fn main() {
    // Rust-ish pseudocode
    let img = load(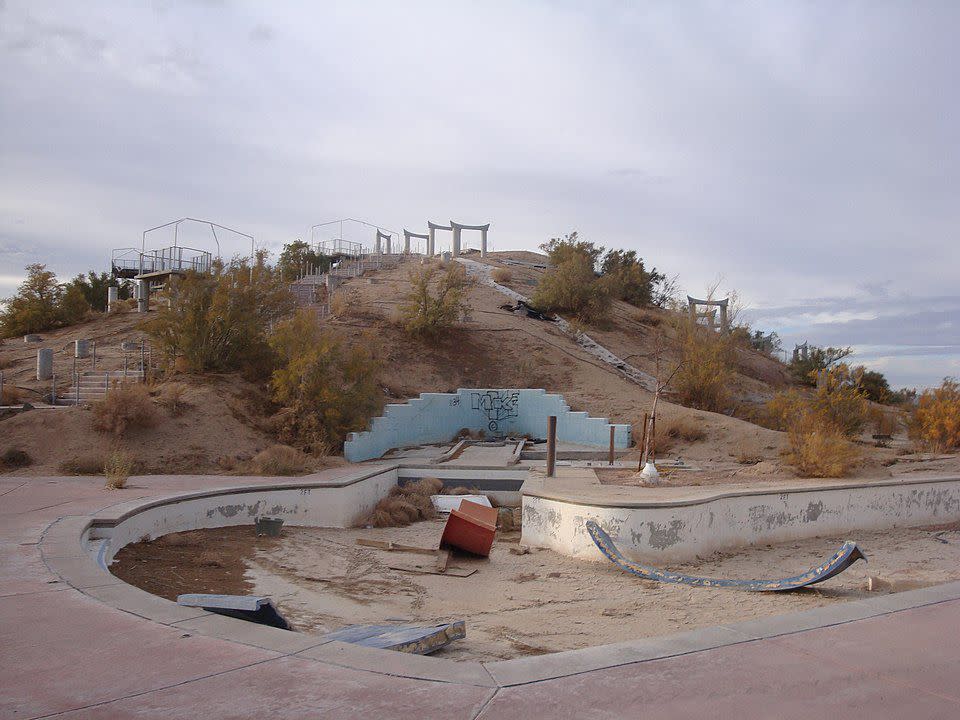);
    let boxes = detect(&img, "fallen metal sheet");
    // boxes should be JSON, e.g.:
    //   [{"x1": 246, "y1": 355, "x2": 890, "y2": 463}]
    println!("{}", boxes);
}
[
  {"x1": 585, "y1": 521, "x2": 866, "y2": 592},
  {"x1": 177, "y1": 593, "x2": 292, "y2": 629},
  {"x1": 322, "y1": 621, "x2": 466, "y2": 654}
]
